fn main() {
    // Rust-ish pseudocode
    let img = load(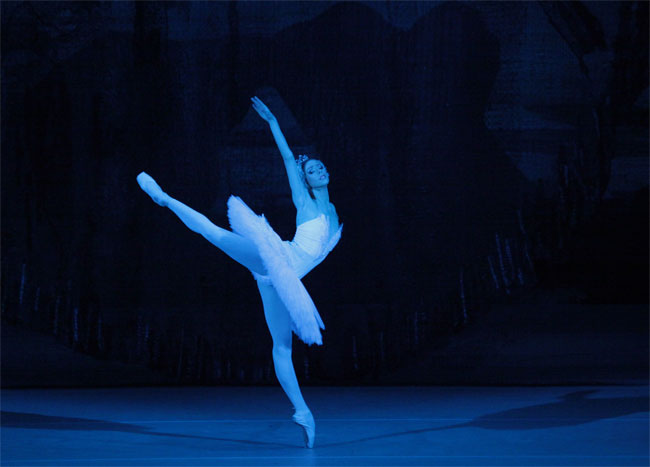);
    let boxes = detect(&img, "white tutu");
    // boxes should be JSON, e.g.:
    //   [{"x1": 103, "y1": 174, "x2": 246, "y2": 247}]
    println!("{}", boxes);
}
[{"x1": 227, "y1": 196, "x2": 342, "y2": 345}]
